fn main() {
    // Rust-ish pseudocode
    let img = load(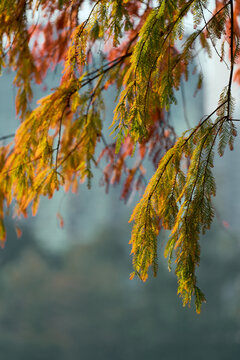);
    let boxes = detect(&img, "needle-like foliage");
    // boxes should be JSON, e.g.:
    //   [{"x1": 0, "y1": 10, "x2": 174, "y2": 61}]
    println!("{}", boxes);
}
[{"x1": 0, "y1": 0, "x2": 239, "y2": 312}]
